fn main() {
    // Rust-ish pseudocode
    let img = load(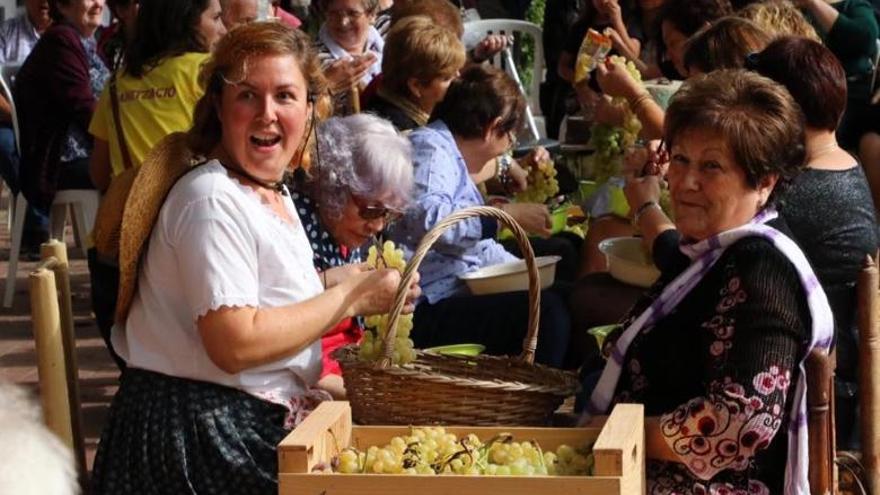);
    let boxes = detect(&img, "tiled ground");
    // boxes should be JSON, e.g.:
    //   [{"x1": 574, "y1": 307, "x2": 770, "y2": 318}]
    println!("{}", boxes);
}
[{"x1": 0, "y1": 189, "x2": 118, "y2": 471}]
